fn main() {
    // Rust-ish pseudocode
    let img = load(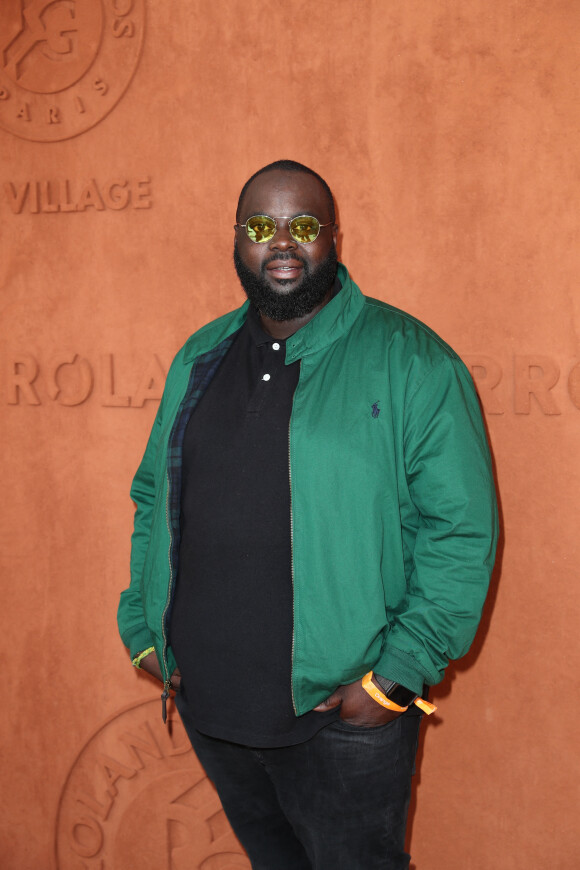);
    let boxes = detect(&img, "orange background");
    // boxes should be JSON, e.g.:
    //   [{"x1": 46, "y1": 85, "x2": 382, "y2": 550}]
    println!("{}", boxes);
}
[{"x1": 1, "y1": 2, "x2": 579, "y2": 868}]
